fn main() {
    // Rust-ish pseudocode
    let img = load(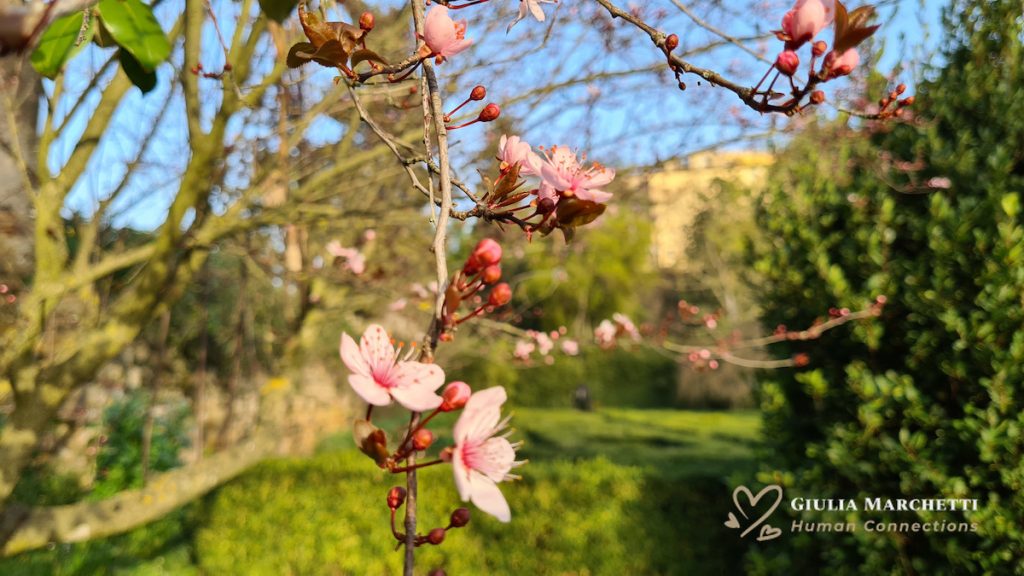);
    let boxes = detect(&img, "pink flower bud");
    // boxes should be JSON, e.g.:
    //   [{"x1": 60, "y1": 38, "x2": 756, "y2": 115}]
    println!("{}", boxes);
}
[
  {"x1": 810, "y1": 90, "x2": 826, "y2": 104},
  {"x1": 488, "y1": 283, "x2": 512, "y2": 307},
  {"x1": 440, "y1": 381, "x2": 471, "y2": 411},
  {"x1": 412, "y1": 428, "x2": 435, "y2": 451},
  {"x1": 470, "y1": 85, "x2": 486, "y2": 101},
  {"x1": 482, "y1": 264, "x2": 502, "y2": 285},
  {"x1": 478, "y1": 103, "x2": 501, "y2": 122},
  {"x1": 388, "y1": 486, "x2": 407, "y2": 509},
  {"x1": 450, "y1": 508, "x2": 471, "y2": 528},
  {"x1": 472, "y1": 238, "x2": 502, "y2": 266},
  {"x1": 775, "y1": 50, "x2": 800, "y2": 76},
  {"x1": 824, "y1": 48, "x2": 859, "y2": 78},
  {"x1": 811, "y1": 40, "x2": 826, "y2": 57},
  {"x1": 780, "y1": 0, "x2": 832, "y2": 49}
]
